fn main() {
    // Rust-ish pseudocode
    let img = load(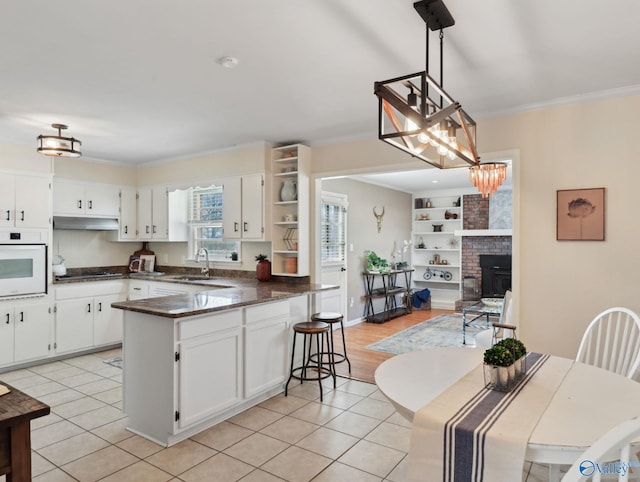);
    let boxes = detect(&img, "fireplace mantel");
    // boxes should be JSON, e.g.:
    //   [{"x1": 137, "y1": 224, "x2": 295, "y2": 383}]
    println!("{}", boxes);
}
[{"x1": 454, "y1": 229, "x2": 512, "y2": 237}]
